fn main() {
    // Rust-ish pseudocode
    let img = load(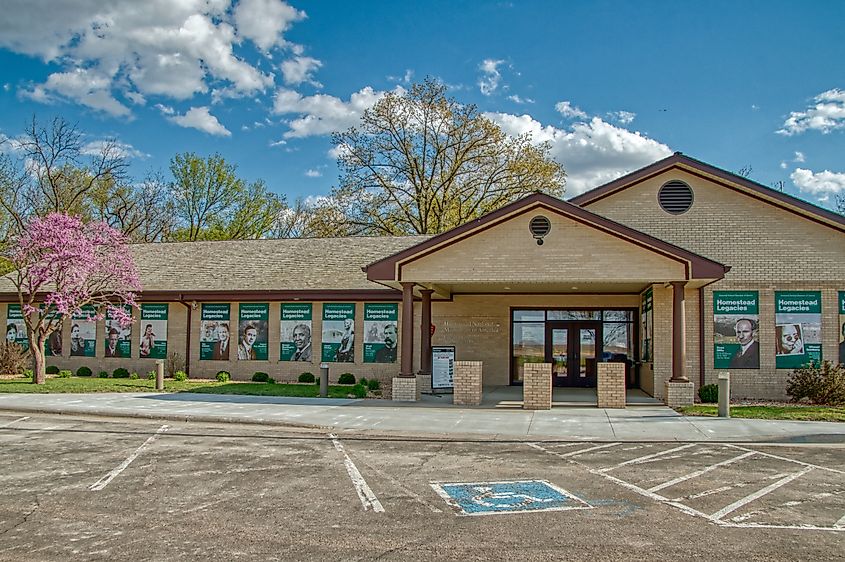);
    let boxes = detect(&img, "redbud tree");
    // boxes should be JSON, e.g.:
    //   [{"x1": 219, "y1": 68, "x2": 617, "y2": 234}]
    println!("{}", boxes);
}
[{"x1": 5, "y1": 213, "x2": 141, "y2": 383}]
